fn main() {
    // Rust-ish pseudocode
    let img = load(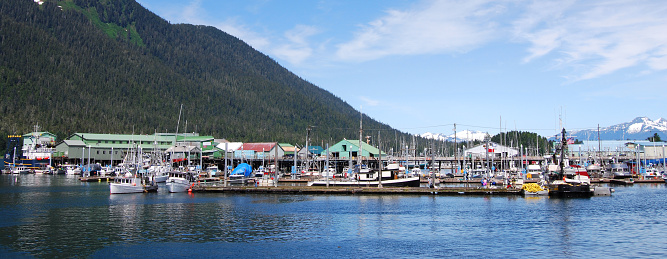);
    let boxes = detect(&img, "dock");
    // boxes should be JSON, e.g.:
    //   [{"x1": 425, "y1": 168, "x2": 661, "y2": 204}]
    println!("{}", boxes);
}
[
  {"x1": 191, "y1": 185, "x2": 521, "y2": 196},
  {"x1": 79, "y1": 176, "x2": 115, "y2": 182}
]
